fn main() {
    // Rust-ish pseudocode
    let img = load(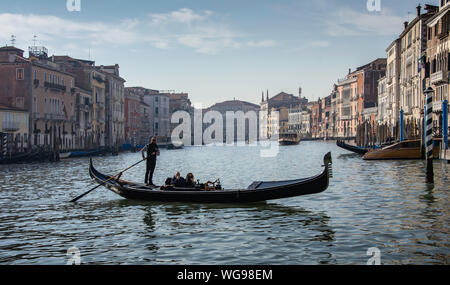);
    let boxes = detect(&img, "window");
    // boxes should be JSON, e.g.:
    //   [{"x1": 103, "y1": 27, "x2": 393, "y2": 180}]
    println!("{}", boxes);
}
[
  {"x1": 16, "y1": 68, "x2": 24, "y2": 80},
  {"x1": 155, "y1": 107, "x2": 159, "y2": 115},
  {"x1": 16, "y1": 97, "x2": 24, "y2": 109}
]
